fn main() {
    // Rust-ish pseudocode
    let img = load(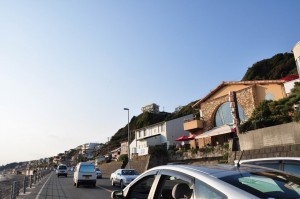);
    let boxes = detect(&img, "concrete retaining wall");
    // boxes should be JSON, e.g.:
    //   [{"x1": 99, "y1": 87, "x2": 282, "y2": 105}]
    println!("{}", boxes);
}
[{"x1": 239, "y1": 122, "x2": 300, "y2": 150}]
